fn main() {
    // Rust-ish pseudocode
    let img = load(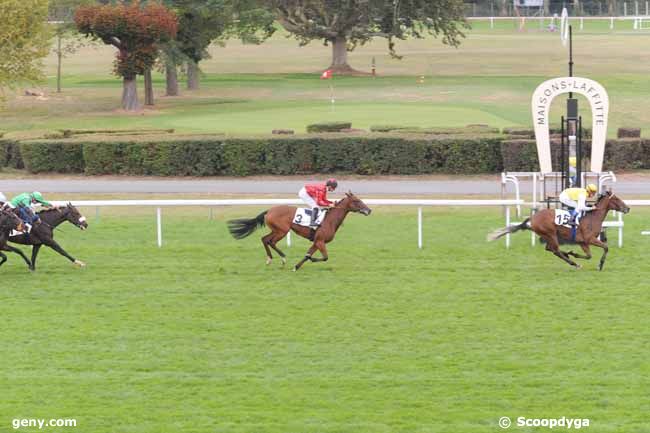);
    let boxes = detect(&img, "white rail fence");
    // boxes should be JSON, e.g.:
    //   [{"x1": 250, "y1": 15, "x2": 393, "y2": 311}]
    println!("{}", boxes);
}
[
  {"x1": 53, "y1": 199, "x2": 522, "y2": 249},
  {"x1": 52, "y1": 199, "x2": 649, "y2": 248}
]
